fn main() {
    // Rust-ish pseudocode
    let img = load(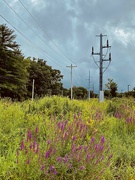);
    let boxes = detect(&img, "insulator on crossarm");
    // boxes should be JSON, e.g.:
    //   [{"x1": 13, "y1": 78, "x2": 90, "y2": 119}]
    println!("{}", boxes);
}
[
  {"x1": 92, "y1": 47, "x2": 94, "y2": 55},
  {"x1": 107, "y1": 39, "x2": 109, "y2": 47},
  {"x1": 109, "y1": 52, "x2": 111, "y2": 61}
]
